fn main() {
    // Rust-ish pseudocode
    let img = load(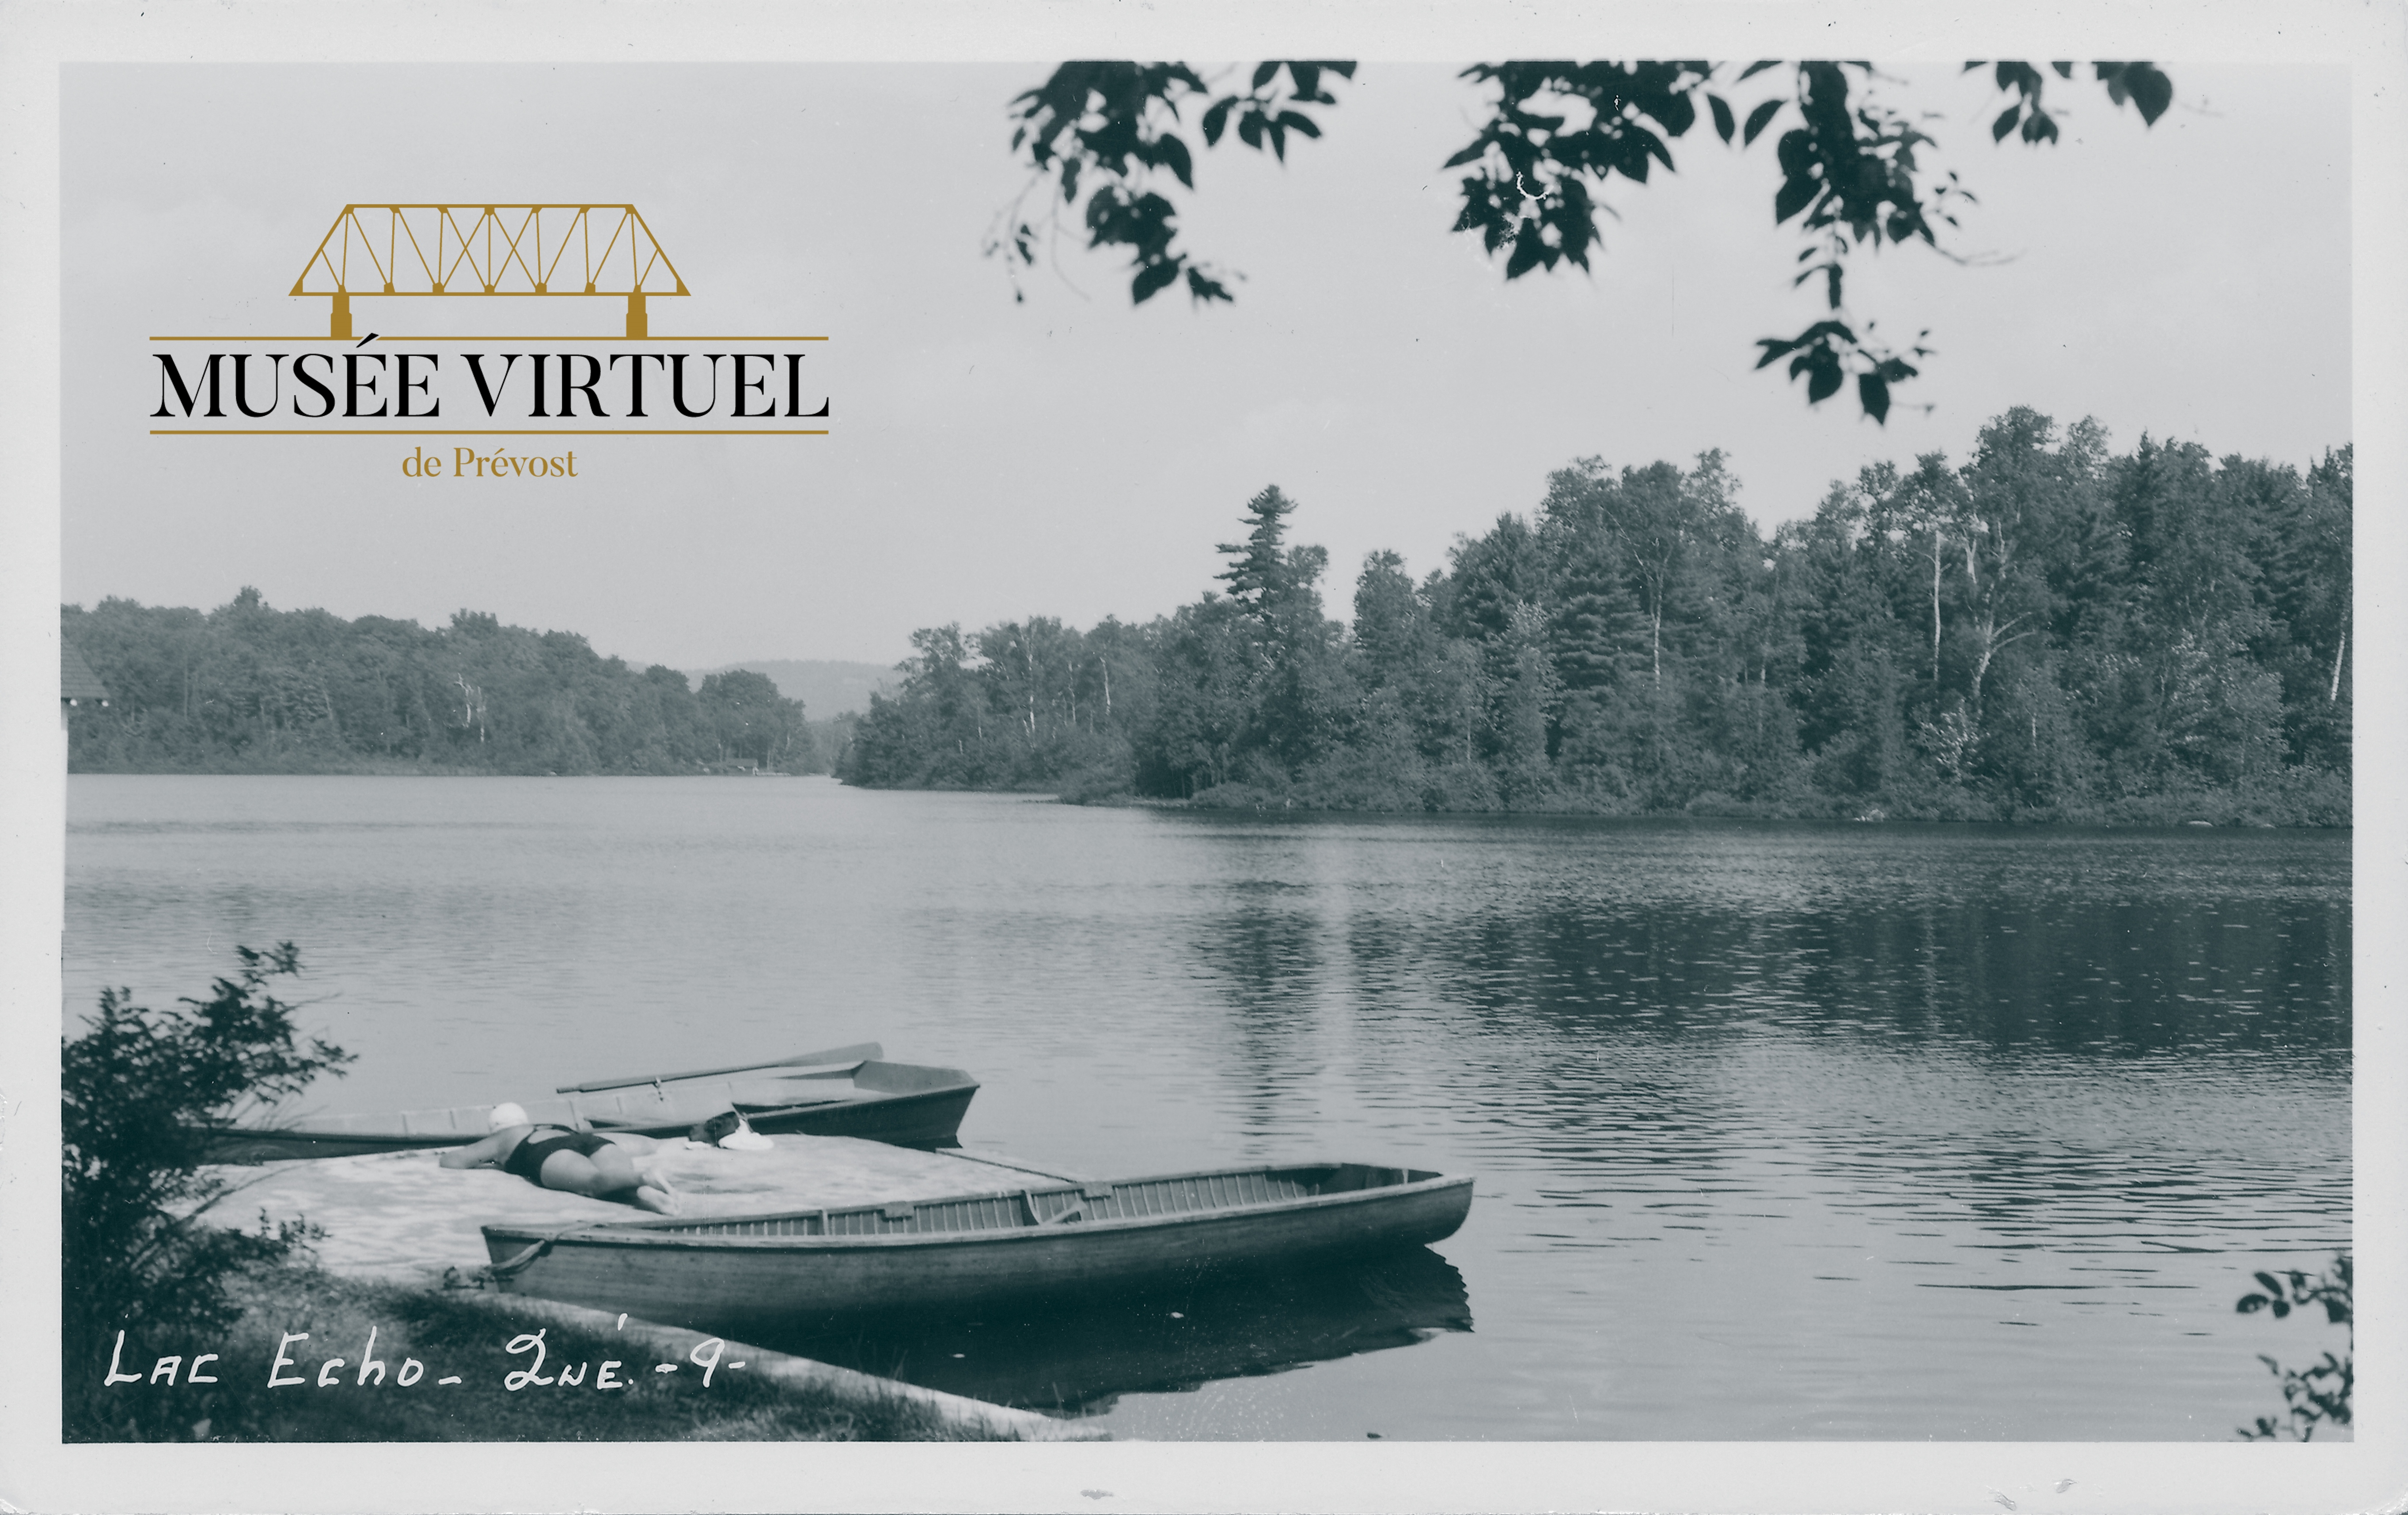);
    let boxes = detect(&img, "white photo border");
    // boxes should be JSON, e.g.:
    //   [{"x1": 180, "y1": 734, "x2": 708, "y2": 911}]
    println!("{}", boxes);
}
[{"x1": 3, "y1": 3, "x2": 2399, "y2": 1511}]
